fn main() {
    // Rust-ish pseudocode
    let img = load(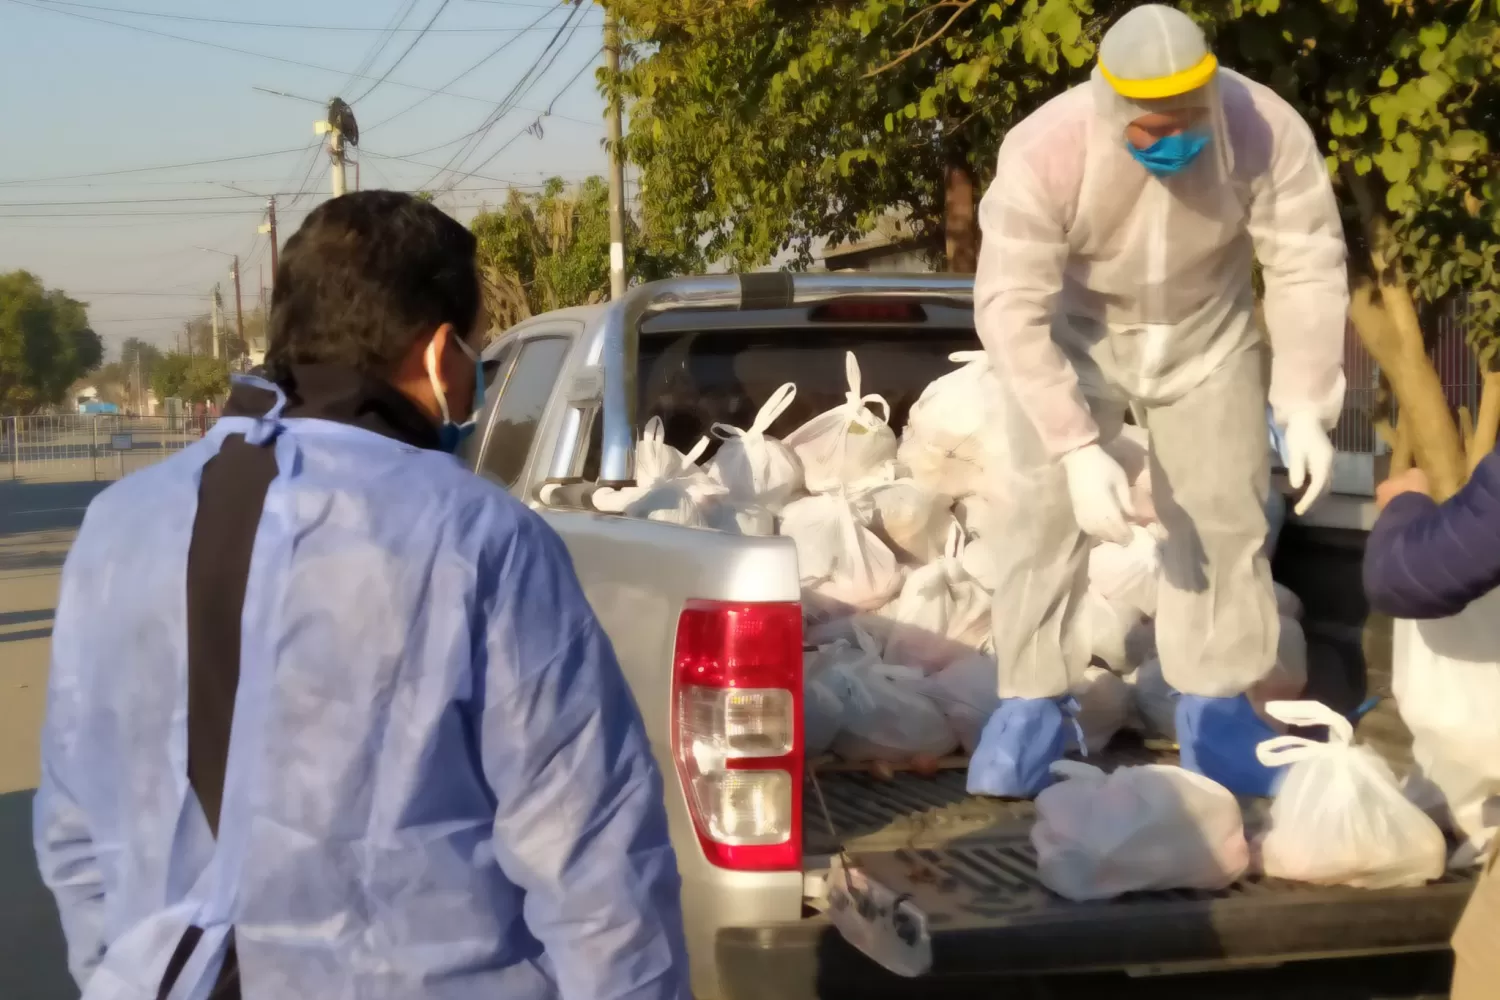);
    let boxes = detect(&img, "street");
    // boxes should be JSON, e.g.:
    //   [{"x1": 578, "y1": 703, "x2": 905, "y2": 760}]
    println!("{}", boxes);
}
[{"x1": 1, "y1": 478, "x2": 106, "y2": 1000}]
